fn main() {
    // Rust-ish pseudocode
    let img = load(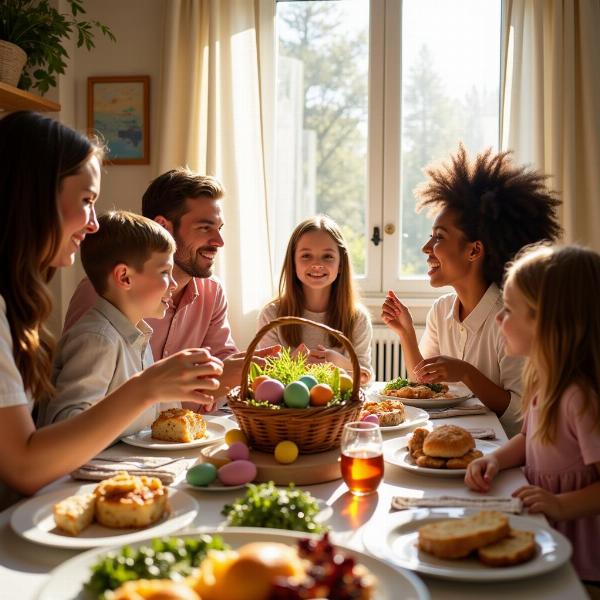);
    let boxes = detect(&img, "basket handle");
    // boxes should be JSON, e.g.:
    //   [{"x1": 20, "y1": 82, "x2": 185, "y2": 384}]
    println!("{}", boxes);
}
[{"x1": 239, "y1": 316, "x2": 361, "y2": 402}]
